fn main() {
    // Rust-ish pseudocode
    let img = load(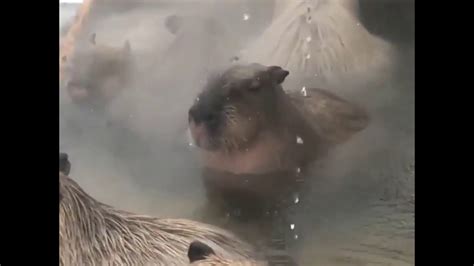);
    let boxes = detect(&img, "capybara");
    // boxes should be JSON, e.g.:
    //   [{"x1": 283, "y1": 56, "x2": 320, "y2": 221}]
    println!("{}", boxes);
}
[
  {"x1": 188, "y1": 63, "x2": 369, "y2": 219},
  {"x1": 239, "y1": 0, "x2": 395, "y2": 90},
  {"x1": 62, "y1": 33, "x2": 133, "y2": 109},
  {"x1": 59, "y1": 158, "x2": 258, "y2": 265}
]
